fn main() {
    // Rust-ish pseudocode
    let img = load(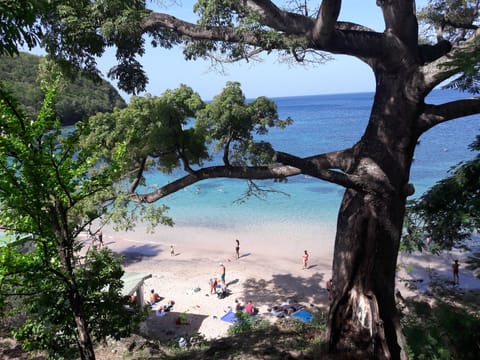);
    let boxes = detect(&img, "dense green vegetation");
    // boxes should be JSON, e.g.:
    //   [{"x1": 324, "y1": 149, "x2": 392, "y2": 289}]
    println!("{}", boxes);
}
[
  {"x1": 0, "y1": 82, "x2": 145, "y2": 359},
  {"x1": 0, "y1": 52, "x2": 126, "y2": 125},
  {"x1": 404, "y1": 134, "x2": 480, "y2": 254}
]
